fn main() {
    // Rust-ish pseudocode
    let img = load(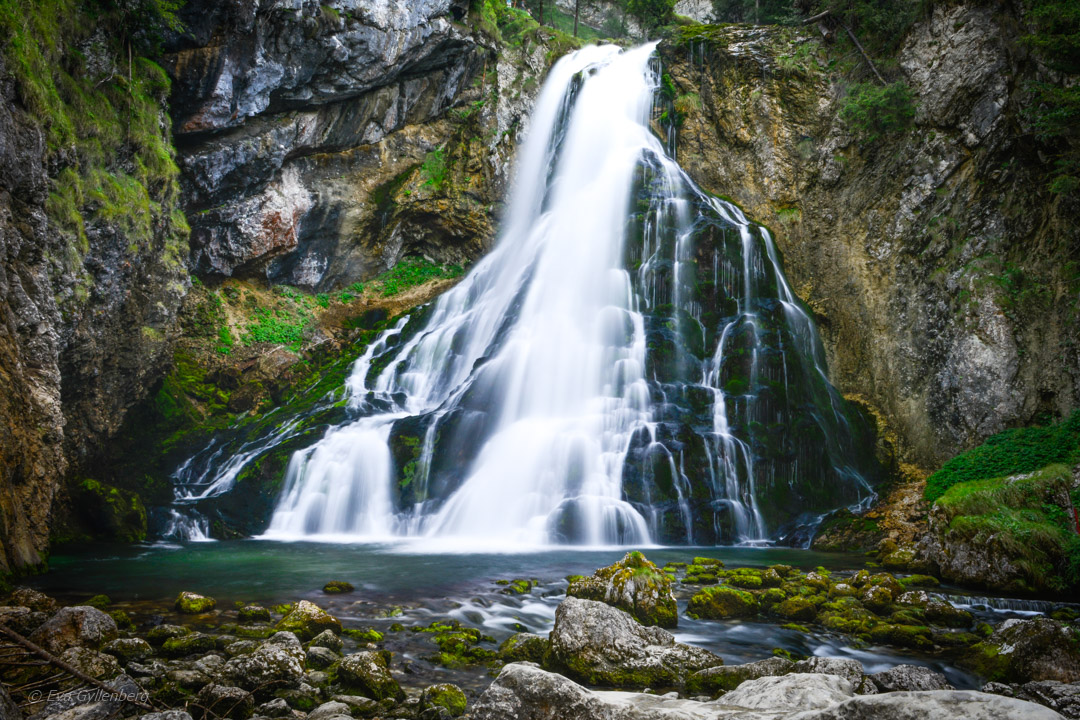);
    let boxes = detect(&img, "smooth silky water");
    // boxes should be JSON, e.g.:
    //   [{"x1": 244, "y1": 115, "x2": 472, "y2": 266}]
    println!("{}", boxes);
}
[{"x1": 34, "y1": 44, "x2": 1035, "y2": 693}]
